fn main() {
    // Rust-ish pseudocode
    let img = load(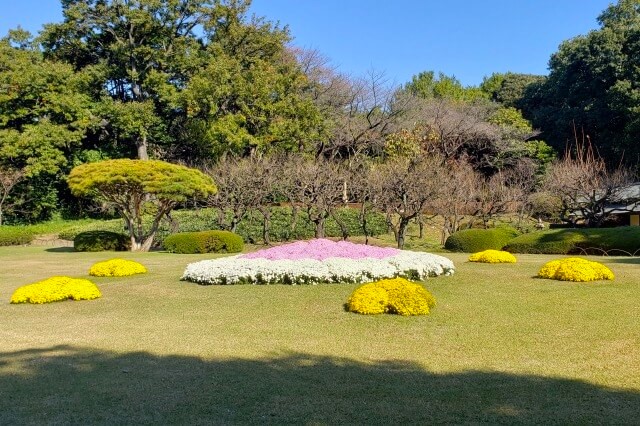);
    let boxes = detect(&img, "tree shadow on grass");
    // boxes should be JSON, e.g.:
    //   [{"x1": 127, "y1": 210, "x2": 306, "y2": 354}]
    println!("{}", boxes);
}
[
  {"x1": 44, "y1": 247, "x2": 76, "y2": 253},
  {"x1": 0, "y1": 345, "x2": 638, "y2": 425}
]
